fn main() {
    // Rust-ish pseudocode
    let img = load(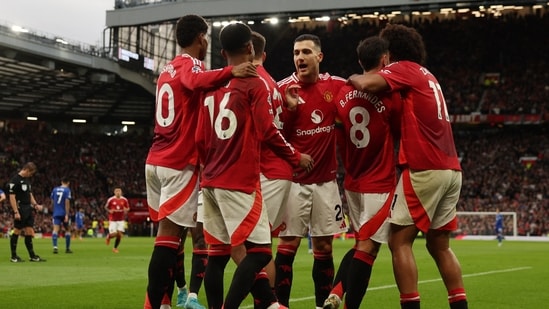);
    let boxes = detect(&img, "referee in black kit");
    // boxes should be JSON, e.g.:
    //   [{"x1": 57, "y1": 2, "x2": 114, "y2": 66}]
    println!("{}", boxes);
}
[{"x1": 8, "y1": 162, "x2": 46, "y2": 262}]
